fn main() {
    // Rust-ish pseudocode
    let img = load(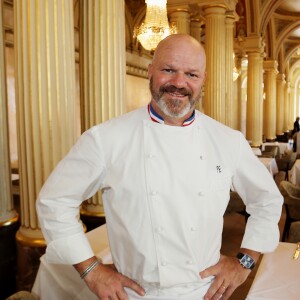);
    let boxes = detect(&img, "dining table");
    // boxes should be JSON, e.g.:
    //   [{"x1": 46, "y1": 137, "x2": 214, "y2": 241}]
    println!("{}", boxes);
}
[
  {"x1": 258, "y1": 157, "x2": 279, "y2": 176},
  {"x1": 246, "y1": 242, "x2": 300, "y2": 299}
]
